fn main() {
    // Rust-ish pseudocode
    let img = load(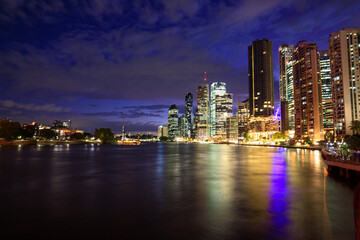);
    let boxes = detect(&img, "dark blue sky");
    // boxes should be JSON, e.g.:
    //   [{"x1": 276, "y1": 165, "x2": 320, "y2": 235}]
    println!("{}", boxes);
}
[{"x1": 1, "y1": 0, "x2": 359, "y2": 133}]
